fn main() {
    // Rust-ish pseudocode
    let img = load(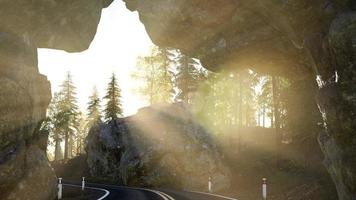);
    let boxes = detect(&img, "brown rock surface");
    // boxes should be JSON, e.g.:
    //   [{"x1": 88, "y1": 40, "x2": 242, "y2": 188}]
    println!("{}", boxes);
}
[
  {"x1": 86, "y1": 103, "x2": 231, "y2": 192},
  {"x1": 123, "y1": 1, "x2": 356, "y2": 199},
  {"x1": 0, "y1": 32, "x2": 54, "y2": 199},
  {"x1": 5, "y1": 145, "x2": 57, "y2": 200},
  {"x1": 0, "y1": 0, "x2": 113, "y2": 198},
  {"x1": 0, "y1": 0, "x2": 112, "y2": 52},
  {"x1": 0, "y1": 0, "x2": 355, "y2": 199}
]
